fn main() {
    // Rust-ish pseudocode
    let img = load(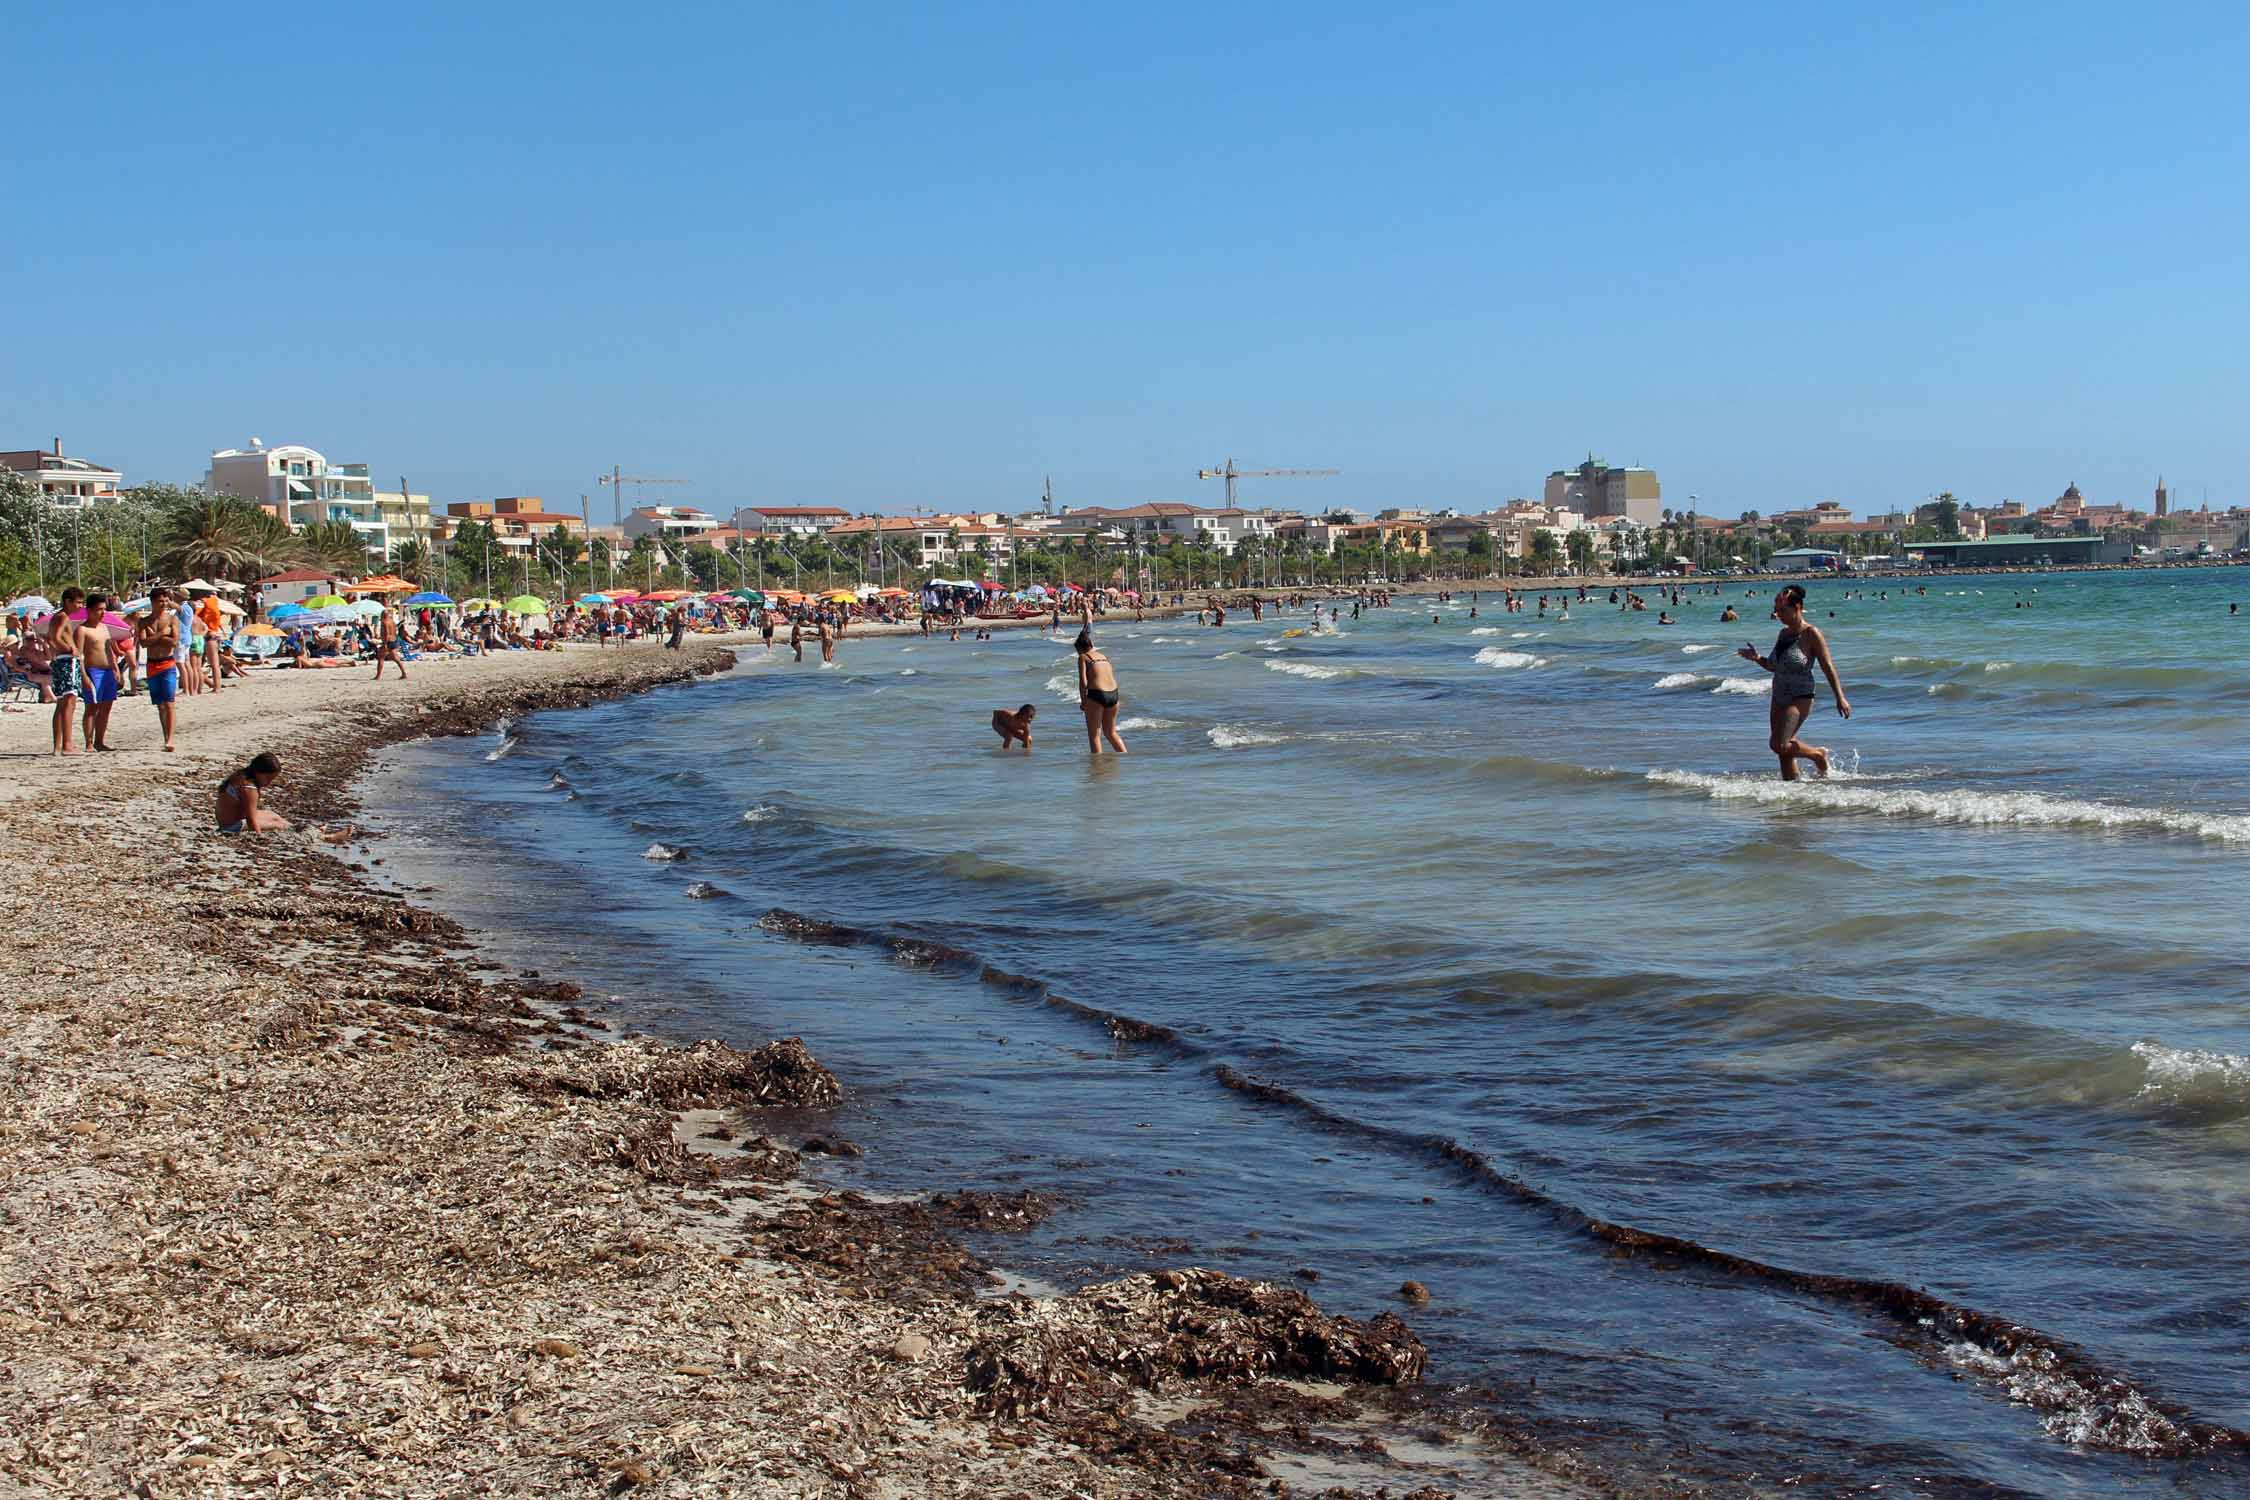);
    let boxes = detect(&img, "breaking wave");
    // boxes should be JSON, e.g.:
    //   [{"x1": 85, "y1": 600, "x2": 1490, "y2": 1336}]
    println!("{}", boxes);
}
[
  {"x1": 1208, "y1": 724, "x2": 1287, "y2": 749},
  {"x1": 1653, "y1": 672, "x2": 1710, "y2": 690},
  {"x1": 1118, "y1": 716, "x2": 1180, "y2": 731},
  {"x1": 1474, "y1": 647, "x2": 1547, "y2": 670},
  {"x1": 1266, "y1": 660, "x2": 1349, "y2": 680},
  {"x1": 1711, "y1": 677, "x2": 1768, "y2": 695},
  {"x1": 1644, "y1": 771, "x2": 2250, "y2": 843}
]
